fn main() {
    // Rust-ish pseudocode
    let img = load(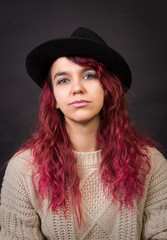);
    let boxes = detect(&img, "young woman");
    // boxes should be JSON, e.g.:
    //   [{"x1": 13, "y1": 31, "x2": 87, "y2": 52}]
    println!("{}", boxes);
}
[{"x1": 0, "y1": 27, "x2": 167, "y2": 240}]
